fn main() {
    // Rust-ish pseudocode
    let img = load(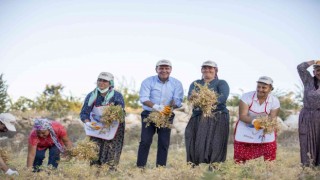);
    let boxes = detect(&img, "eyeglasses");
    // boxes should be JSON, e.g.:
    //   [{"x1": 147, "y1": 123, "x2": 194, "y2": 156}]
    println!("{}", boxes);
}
[{"x1": 98, "y1": 78, "x2": 109, "y2": 83}]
